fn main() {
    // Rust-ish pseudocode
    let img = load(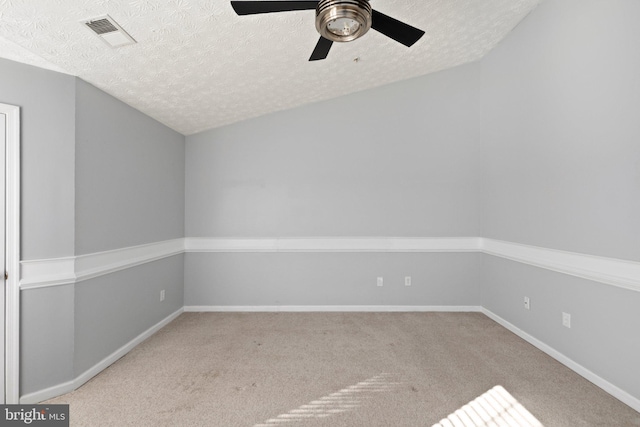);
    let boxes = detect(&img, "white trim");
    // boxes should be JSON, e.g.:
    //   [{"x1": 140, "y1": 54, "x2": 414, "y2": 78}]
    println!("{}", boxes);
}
[
  {"x1": 19, "y1": 308, "x2": 183, "y2": 404},
  {"x1": 18, "y1": 237, "x2": 640, "y2": 293},
  {"x1": 187, "y1": 237, "x2": 640, "y2": 293},
  {"x1": 74, "y1": 238, "x2": 184, "y2": 282},
  {"x1": 184, "y1": 237, "x2": 481, "y2": 253},
  {"x1": 19, "y1": 379, "x2": 75, "y2": 407},
  {"x1": 184, "y1": 305, "x2": 482, "y2": 313},
  {"x1": 20, "y1": 239, "x2": 184, "y2": 290},
  {"x1": 481, "y1": 308, "x2": 640, "y2": 413},
  {"x1": 481, "y1": 239, "x2": 640, "y2": 292},
  {"x1": 19, "y1": 257, "x2": 75, "y2": 289},
  {"x1": 2, "y1": 103, "x2": 20, "y2": 404}
]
